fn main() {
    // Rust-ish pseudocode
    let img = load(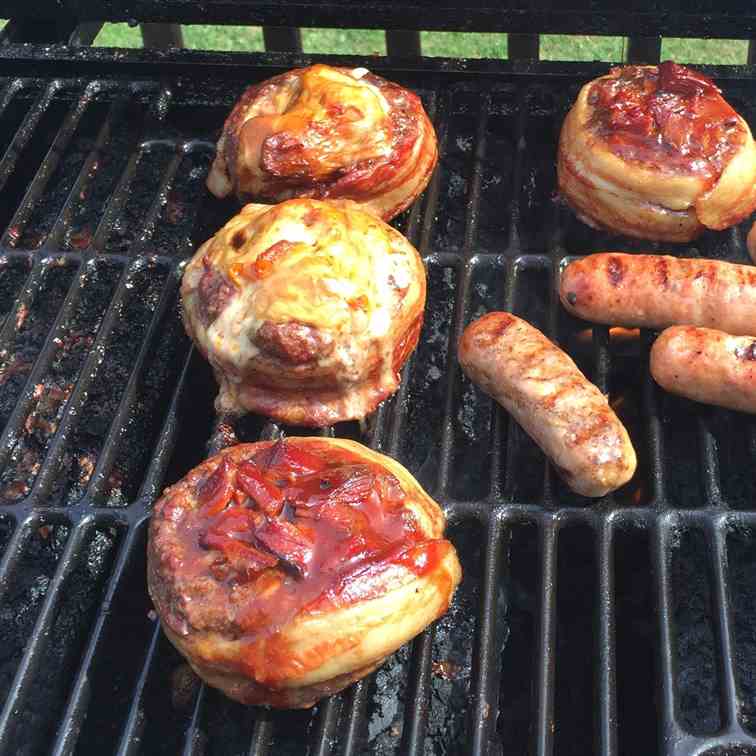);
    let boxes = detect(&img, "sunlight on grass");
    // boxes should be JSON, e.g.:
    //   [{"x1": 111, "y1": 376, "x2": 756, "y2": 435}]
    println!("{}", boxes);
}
[
  {"x1": 302, "y1": 28, "x2": 385, "y2": 56},
  {"x1": 661, "y1": 38, "x2": 747, "y2": 65},
  {"x1": 93, "y1": 23, "x2": 750, "y2": 69},
  {"x1": 541, "y1": 35, "x2": 624, "y2": 62},
  {"x1": 95, "y1": 23, "x2": 141, "y2": 48},
  {"x1": 184, "y1": 26, "x2": 264, "y2": 51},
  {"x1": 422, "y1": 32, "x2": 506, "y2": 58}
]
